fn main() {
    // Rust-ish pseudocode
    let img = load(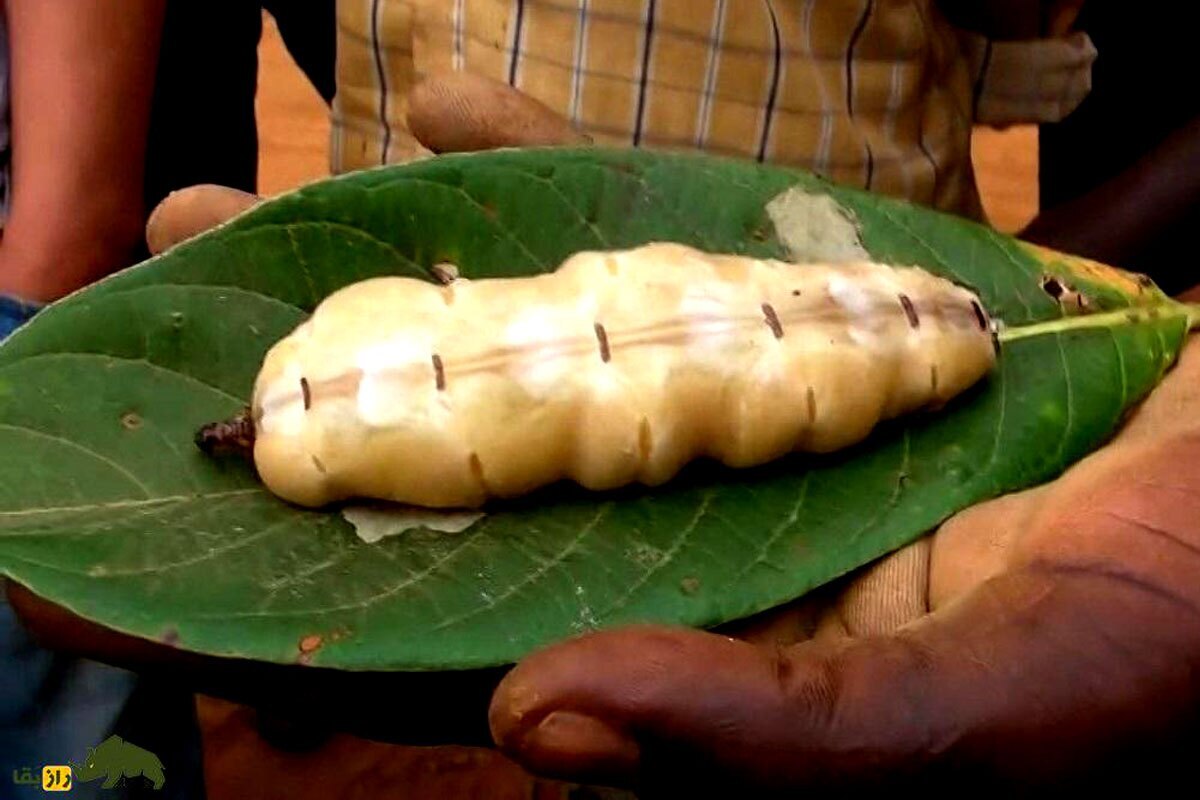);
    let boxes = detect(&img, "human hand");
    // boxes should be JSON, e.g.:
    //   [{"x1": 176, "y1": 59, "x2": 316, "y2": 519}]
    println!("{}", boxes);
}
[
  {"x1": 143, "y1": 71, "x2": 588, "y2": 254},
  {"x1": 486, "y1": 334, "x2": 1200, "y2": 795}
]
